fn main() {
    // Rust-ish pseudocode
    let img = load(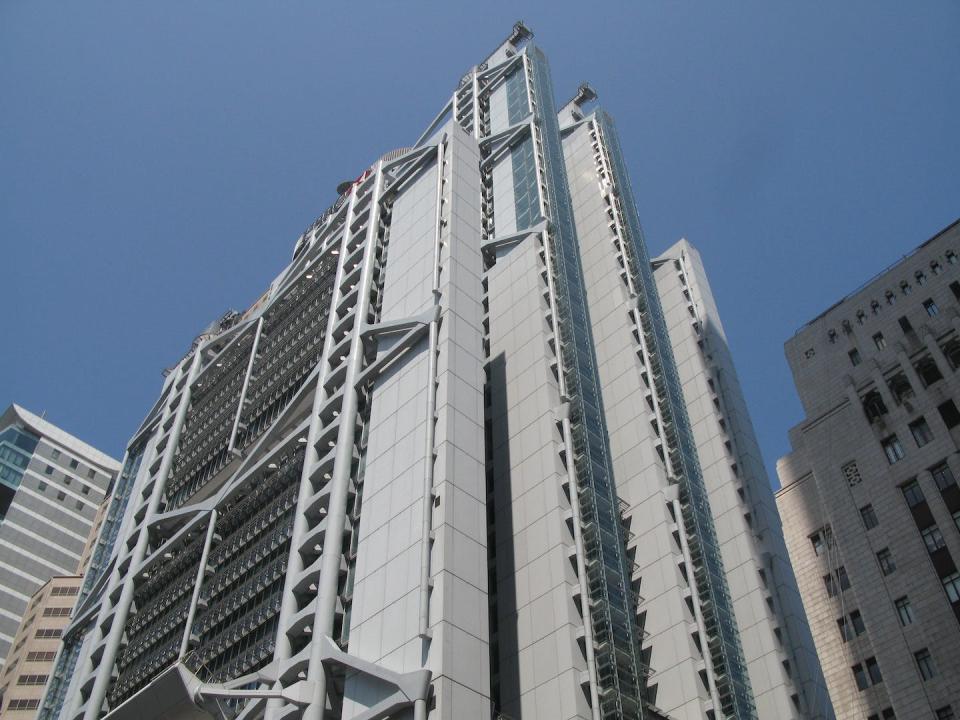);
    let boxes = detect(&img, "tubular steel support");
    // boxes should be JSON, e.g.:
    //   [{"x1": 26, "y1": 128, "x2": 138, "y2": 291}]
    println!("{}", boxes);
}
[
  {"x1": 302, "y1": 165, "x2": 385, "y2": 720},
  {"x1": 83, "y1": 352, "x2": 203, "y2": 720},
  {"x1": 178, "y1": 509, "x2": 218, "y2": 660},
  {"x1": 264, "y1": 204, "x2": 357, "y2": 720},
  {"x1": 228, "y1": 317, "x2": 264, "y2": 451}
]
